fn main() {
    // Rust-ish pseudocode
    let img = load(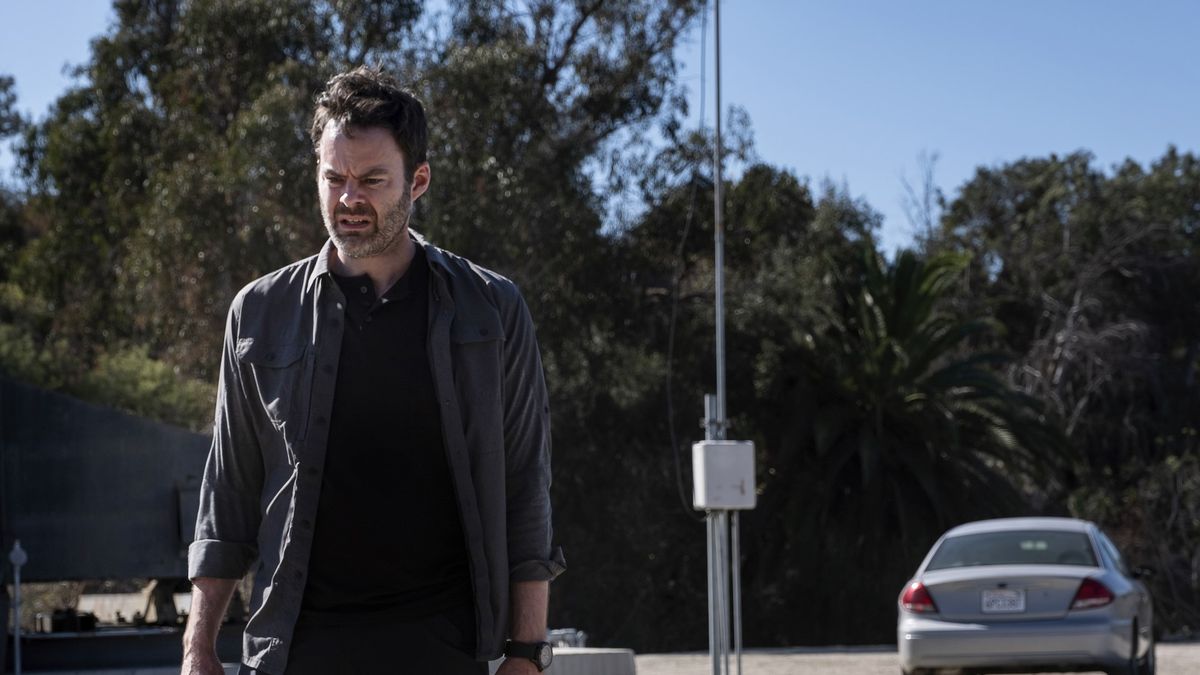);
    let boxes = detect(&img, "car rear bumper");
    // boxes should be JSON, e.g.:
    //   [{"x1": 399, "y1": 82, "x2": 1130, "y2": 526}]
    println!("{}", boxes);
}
[{"x1": 897, "y1": 613, "x2": 1132, "y2": 670}]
